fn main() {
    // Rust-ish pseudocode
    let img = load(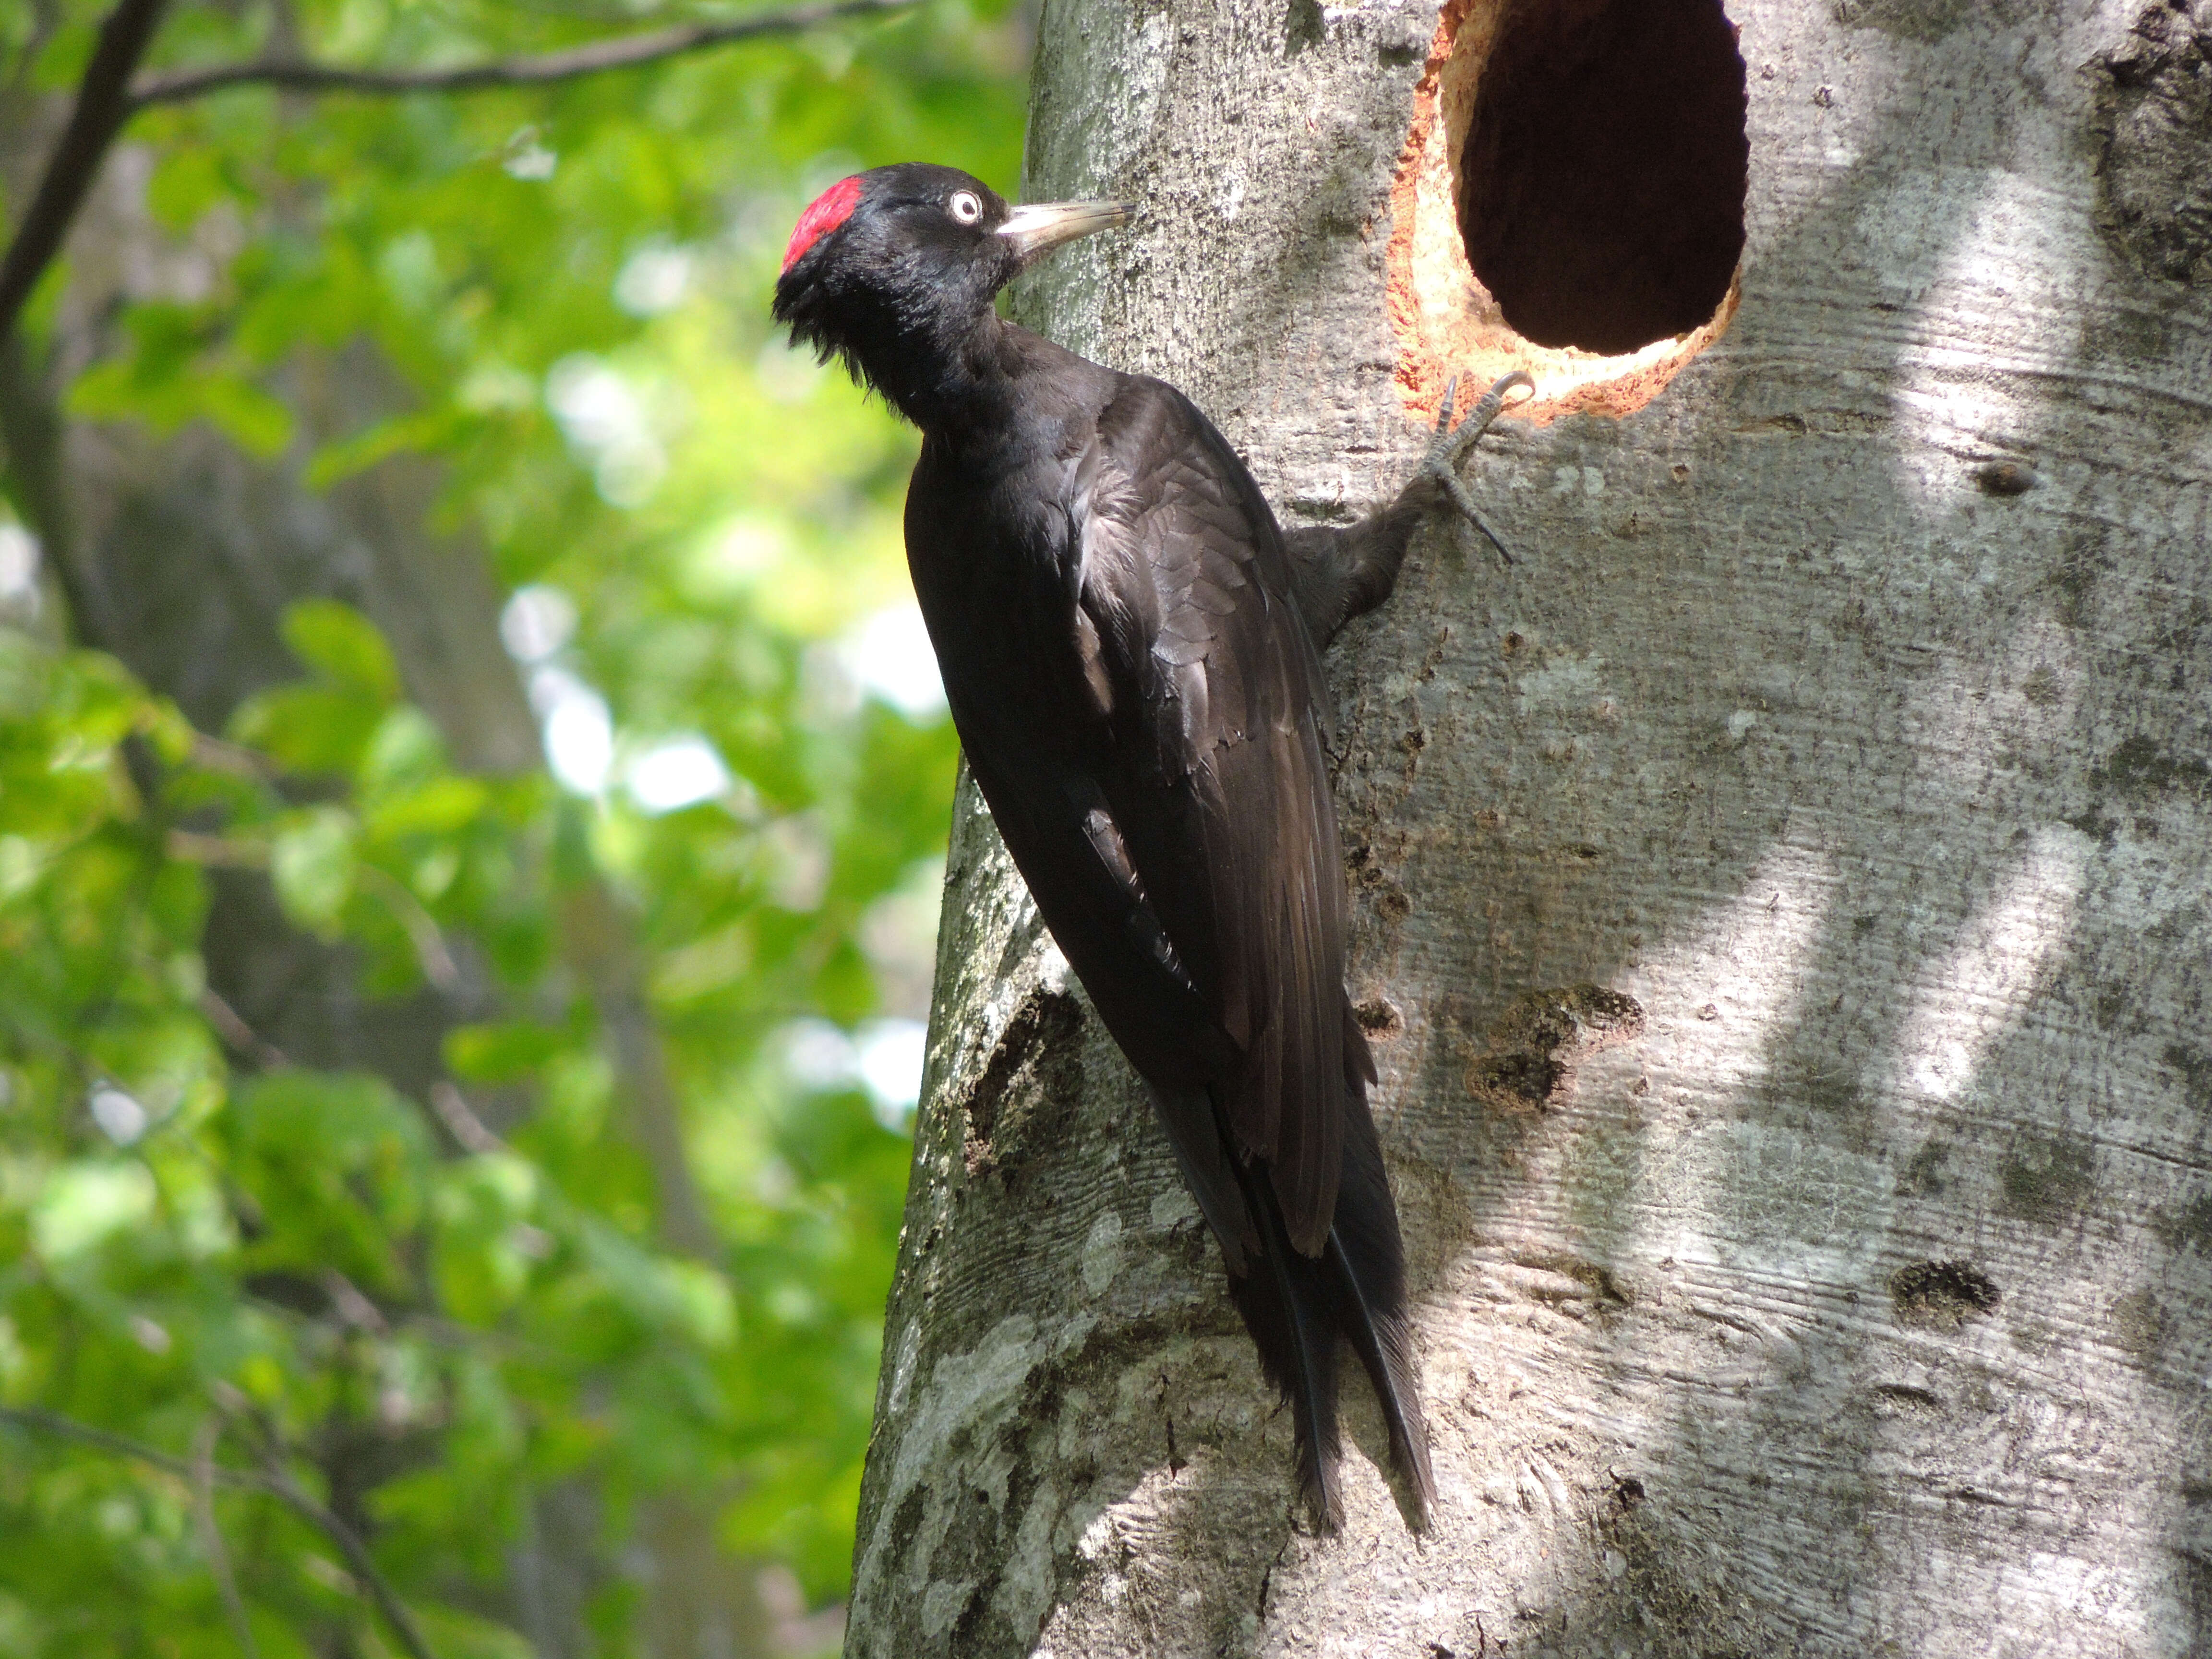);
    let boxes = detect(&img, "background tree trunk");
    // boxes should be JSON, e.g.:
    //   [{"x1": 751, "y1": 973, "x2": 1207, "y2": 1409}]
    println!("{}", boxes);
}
[{"x1": 846, "y1": 0, "x2": 2212, "y2": 1653}]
